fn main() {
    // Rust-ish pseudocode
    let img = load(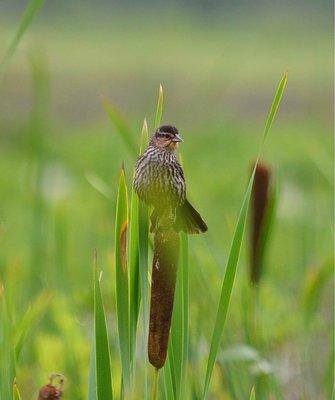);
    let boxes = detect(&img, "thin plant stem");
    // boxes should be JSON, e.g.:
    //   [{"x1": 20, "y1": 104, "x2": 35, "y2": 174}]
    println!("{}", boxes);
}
[
  {"x1": 152, "y1": 368, "x2": 159, "y2": 400},
  {"x1": 251, "y1": 285, "x2": 260, "y2": 346}
]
